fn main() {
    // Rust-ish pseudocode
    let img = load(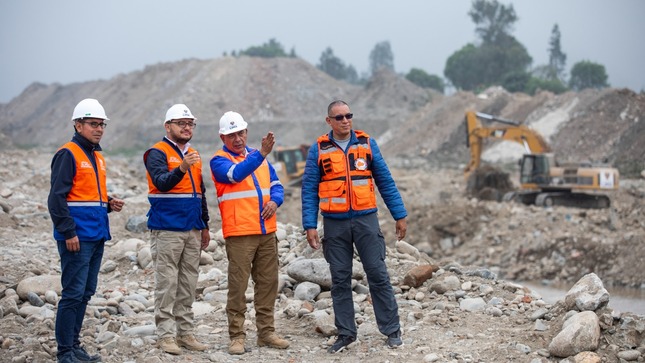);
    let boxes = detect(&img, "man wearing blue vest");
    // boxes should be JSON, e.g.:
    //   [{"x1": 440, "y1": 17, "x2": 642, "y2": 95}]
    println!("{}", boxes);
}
[
  {"x1": 48, "y1": 98, "x2": 125, "y2": 363},
  {"x1": 144, "y1": 104, "x2": 211, "y2": 355}
]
